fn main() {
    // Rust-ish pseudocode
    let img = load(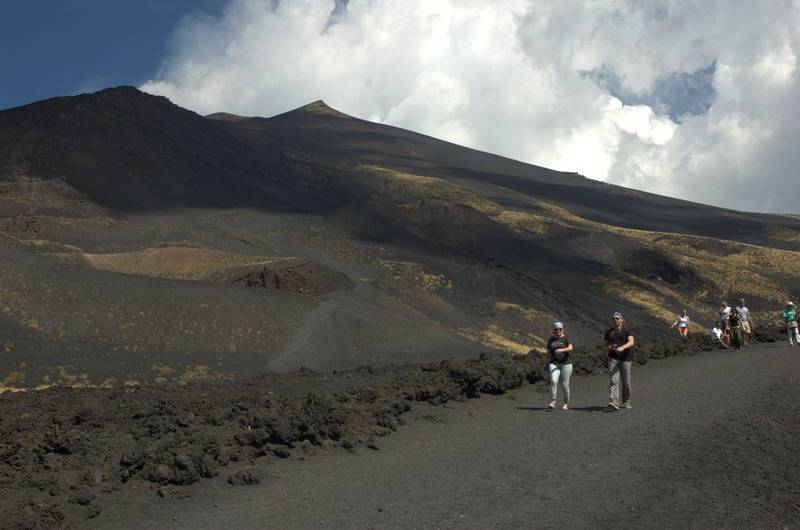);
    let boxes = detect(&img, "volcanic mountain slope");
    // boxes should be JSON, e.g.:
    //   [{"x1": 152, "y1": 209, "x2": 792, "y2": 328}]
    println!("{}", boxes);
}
[{"x1": 0, "y1": 87, "x2": 798, "y2": 390}]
